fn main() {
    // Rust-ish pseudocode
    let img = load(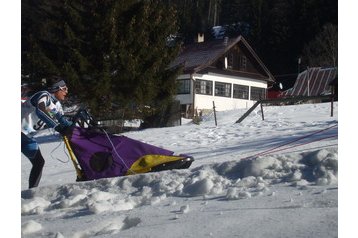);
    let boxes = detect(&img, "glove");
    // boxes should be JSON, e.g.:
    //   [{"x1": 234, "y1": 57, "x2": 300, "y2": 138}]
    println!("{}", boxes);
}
[
  {"x1": 57, "y1": 114, "x2": 73, "y2": 127},
  {"x1": 54, "y1": 113, "x2": 74, "y2": 136},
  {"x1": 55, "y1": 124, "x2": 74, "y2": 137}
]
